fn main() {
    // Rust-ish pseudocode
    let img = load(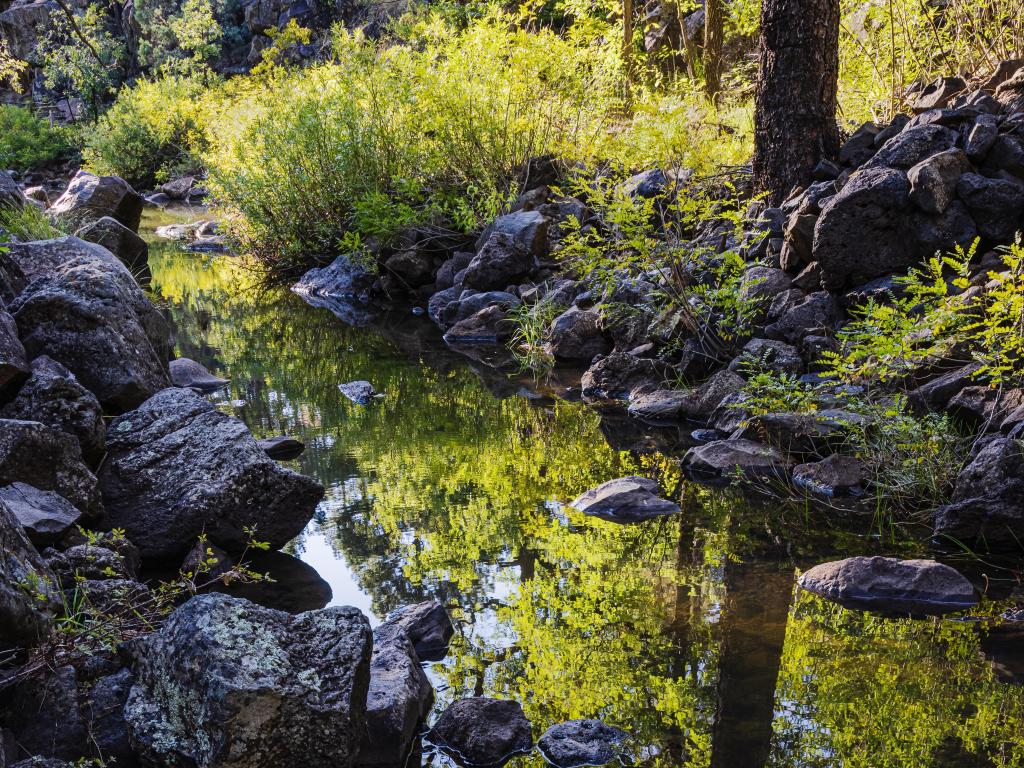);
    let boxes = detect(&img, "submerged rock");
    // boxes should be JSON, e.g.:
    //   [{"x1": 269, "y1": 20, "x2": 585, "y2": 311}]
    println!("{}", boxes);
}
[
  {"x1": 339, "y1": 380, "x2": 377, "y2": 405},
  {"x1": 0, "y1": 483, "x2": 81, "y2": 547},
  {"x1": 0, "y1": 498, "x2": 58, "y2": 649},
  {"x1": 570, "y1": 476, "x2": 679, "y2": 523},
  {"x1": 428, "y1": 698, "x2": 533, "y2": 768},
  {"x1": 799, "y1": 556, "x2": 978, "y2": 616},
  {"x1": 124, "y1": 593, "x2": 372, "y2": 768},
  {"x1": 537, "y1": 720, "x2": 630, "y2": 768},
  {"x1": 169, "y1": 357, "x2": 229, "y2": 392},
  {"x1": 99, "y1": 388, "x2": 324, "y2": 559},
  {"x1": 257, "y1": 435, "x2": 306, "y2": 460}
]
